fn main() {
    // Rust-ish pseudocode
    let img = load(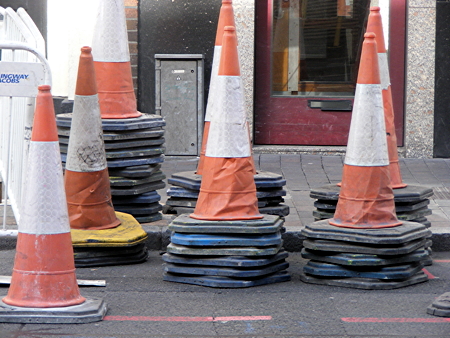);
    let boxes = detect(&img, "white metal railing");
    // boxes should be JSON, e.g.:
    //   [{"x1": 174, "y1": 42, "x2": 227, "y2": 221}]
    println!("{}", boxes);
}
[{"x1": 0, "y1": 7, "x2": 51, "y2": 237}]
